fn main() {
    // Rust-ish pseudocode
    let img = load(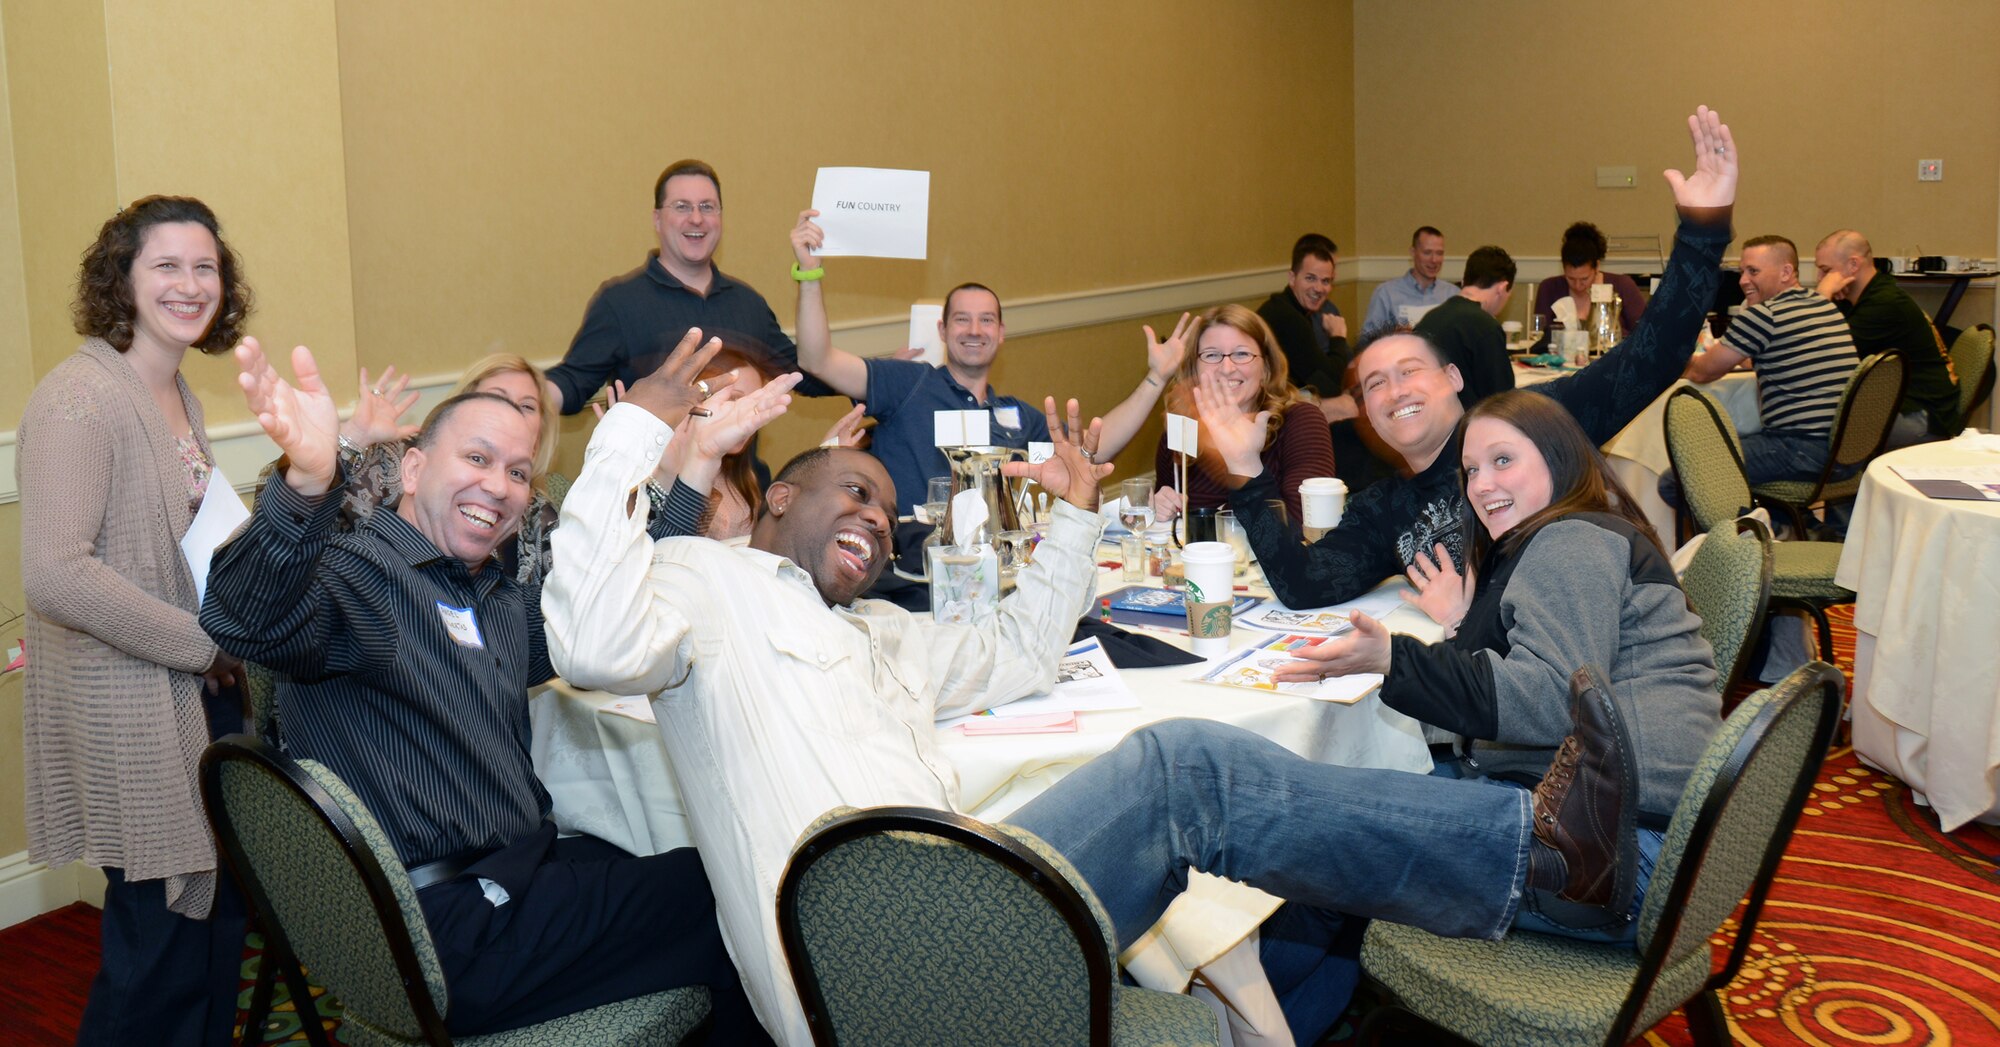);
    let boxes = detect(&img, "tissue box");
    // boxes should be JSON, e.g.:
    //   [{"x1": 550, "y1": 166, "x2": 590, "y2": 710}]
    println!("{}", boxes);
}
[{"x1": 929, "y1": 545, "x2": 1001, "y2": 627}]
